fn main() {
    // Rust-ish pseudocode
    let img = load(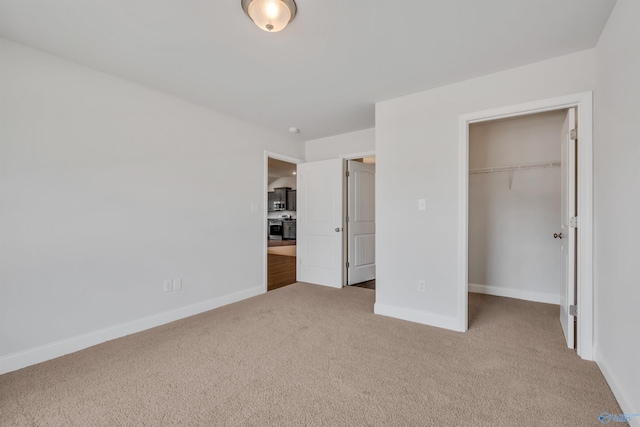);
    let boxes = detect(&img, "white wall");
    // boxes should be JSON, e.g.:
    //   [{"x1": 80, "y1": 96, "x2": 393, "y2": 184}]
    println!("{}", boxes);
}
[
  {"x1": 0, "y1": 39, "x2": 303, "y2": 371},
  {"x1": 375, "y1": 49, "x2": 595, "y2": 329},
  {"x1": 469, "y1": 112, "x2": 564, "y2": 304},
  {"x1": 593, "y1": 0, "x2": 640, "y2": 420},
  {"x1": 305, "y1": 128, "x2": 374, "y2": 162},
  {"x1": 469, "y1": 112, "x2": 564, "y2": 168}
]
